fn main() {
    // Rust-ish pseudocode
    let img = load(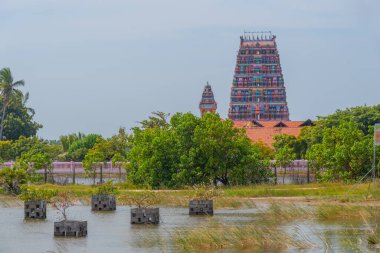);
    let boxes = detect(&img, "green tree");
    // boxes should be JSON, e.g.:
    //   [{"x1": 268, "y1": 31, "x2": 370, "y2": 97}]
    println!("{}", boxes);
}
[
  {"x1": 319, "y1": 105, "x2": 380, "y2": 135},
  {"x1": 128, "y1": 112, "x2": 270, "y2": 188},
  {"x1": 128, "y1": 126, "x2": 180, "y2": 188},
  {"x1": 275, "y1": 146, "x2": 296, "y2": 184},
  {"x1": 0, "y1": 162, "x2": 28, "y2": 194},
  {"x1": 20, "y1": 139, "x2": 62, "y2": 183},
  {"x1": 11, "y1": 136, "x2": 41, "y2": 159},
  {"x1": 306, "y1": 120, "x2": 372, "y2": 181},
  {"x1": 83, "y1": 137, "x2": 111, "y2": 184},
  {"x1": 0, "y1": 140, "x2": 13, "y2": 161},
  {"x1": 59, "y1": 132, "x2": 85, "y2": 153},
  {"x1": 192, "y1": 113, "x2": 259, "y2": 185},
  {"x1": 112, "y1": 153, "x2": 127, "y2": 182},
  {"x1": 19, "y1": 185, "x2": 57, "y2": 201},
  {"x1": 273, "y1": 134, "x2": 303, "y2": 159},
  {"x1": 138, "y1": 111, "x2": 170, "y2": 129},
  {"x1": 66, "y1": 133, "x2": 101, "y2": 161},
  {"x1": 0, "y1": 67, "x2": 25, "y2": 140}
]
